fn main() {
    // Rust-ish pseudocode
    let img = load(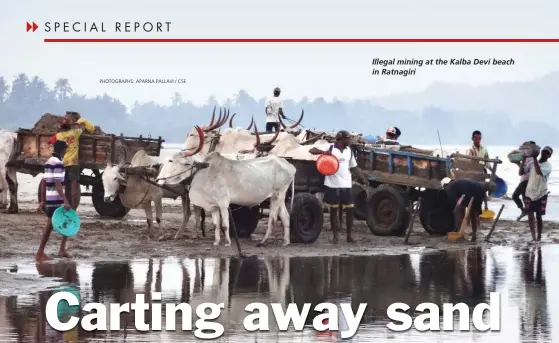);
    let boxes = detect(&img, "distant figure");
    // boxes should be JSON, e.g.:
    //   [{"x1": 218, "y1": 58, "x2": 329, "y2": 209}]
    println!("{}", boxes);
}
[
  {"x1": 441, "y1": 177, "x2": 496, "y2": 242},
  {"x1": 264, "y1": 87, "x2": 286, "y2": 132},
  {"x1": 309, "y1": 130, "x2": 367, "y2": 243},
  {"x1": 514, "y1": 140, "x2": 536, "y2": 220},
  {"x1": 522, "y1": 146, "x2": 553, "y2": 242},
  {"x1": 376, "y1": 127, "x2": 400, "y2": 146},
  {"x1": 36, "y1": 140, "x2": 72, "y2": 261},
  {"x1": 394, "y1": 127, "x2": 401, "y2": 140}
]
